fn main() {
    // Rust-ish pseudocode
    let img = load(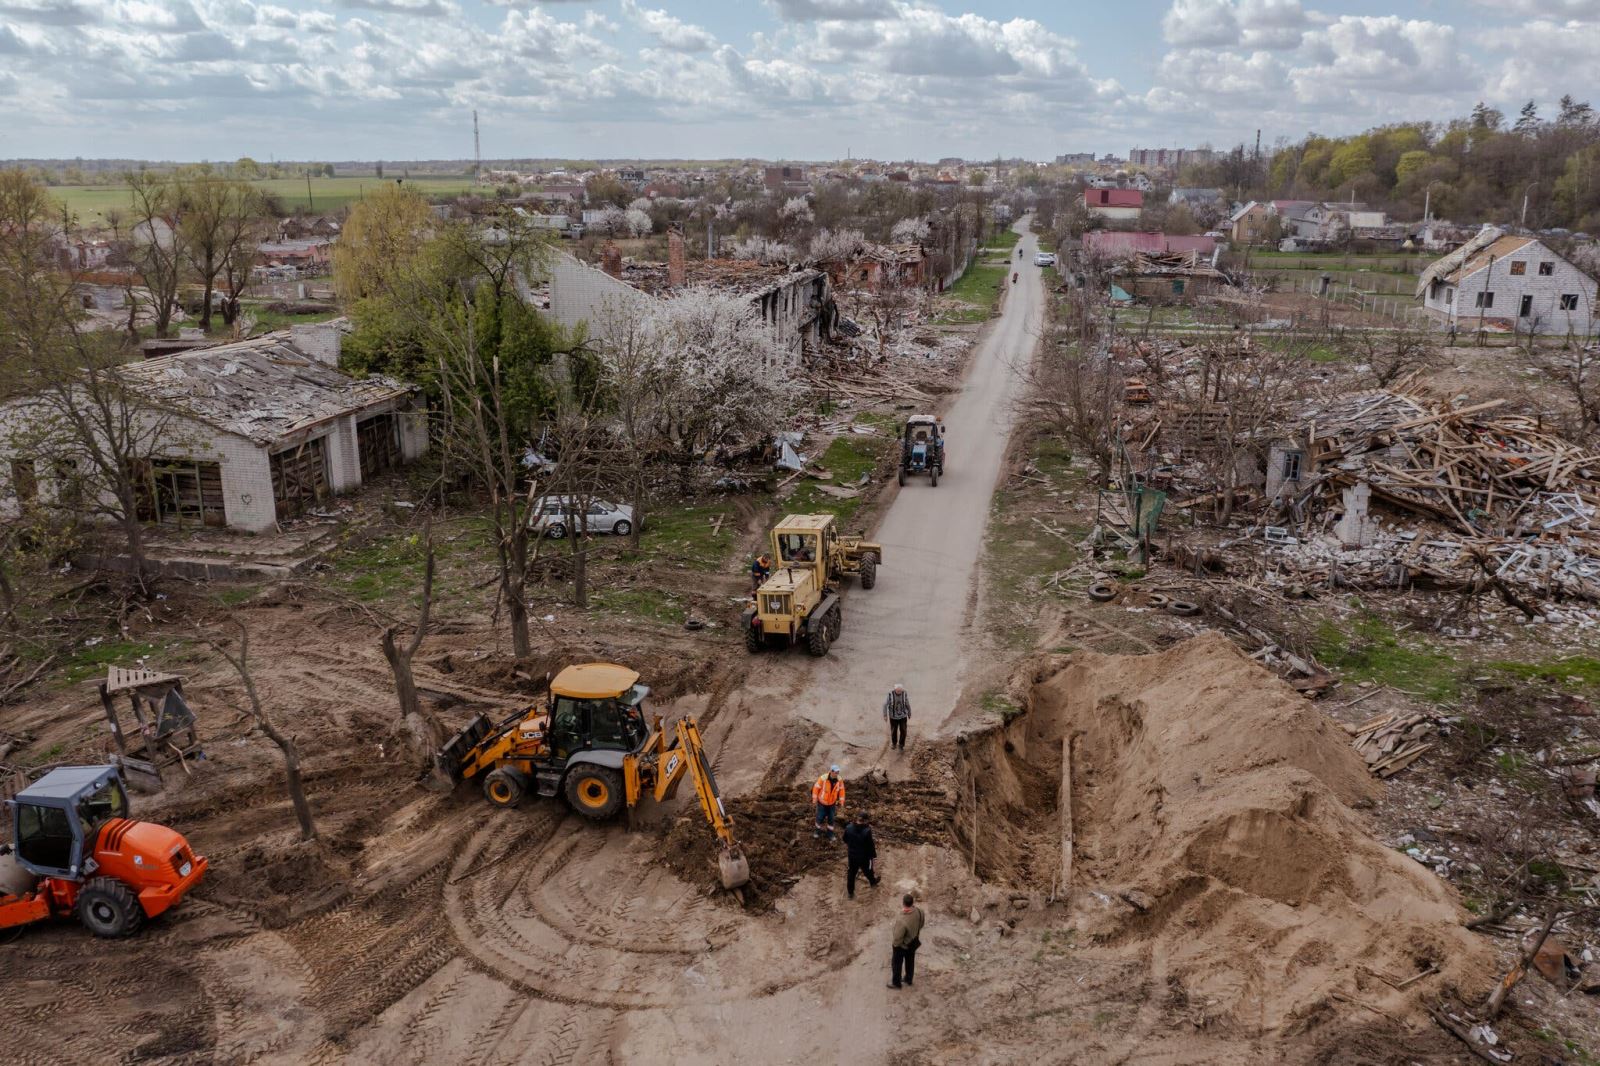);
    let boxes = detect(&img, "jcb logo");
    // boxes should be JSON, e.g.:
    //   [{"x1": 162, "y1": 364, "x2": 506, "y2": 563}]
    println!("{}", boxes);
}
[{"x1": 665, "y1": 754, "x2": 681, "y2": 778}]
